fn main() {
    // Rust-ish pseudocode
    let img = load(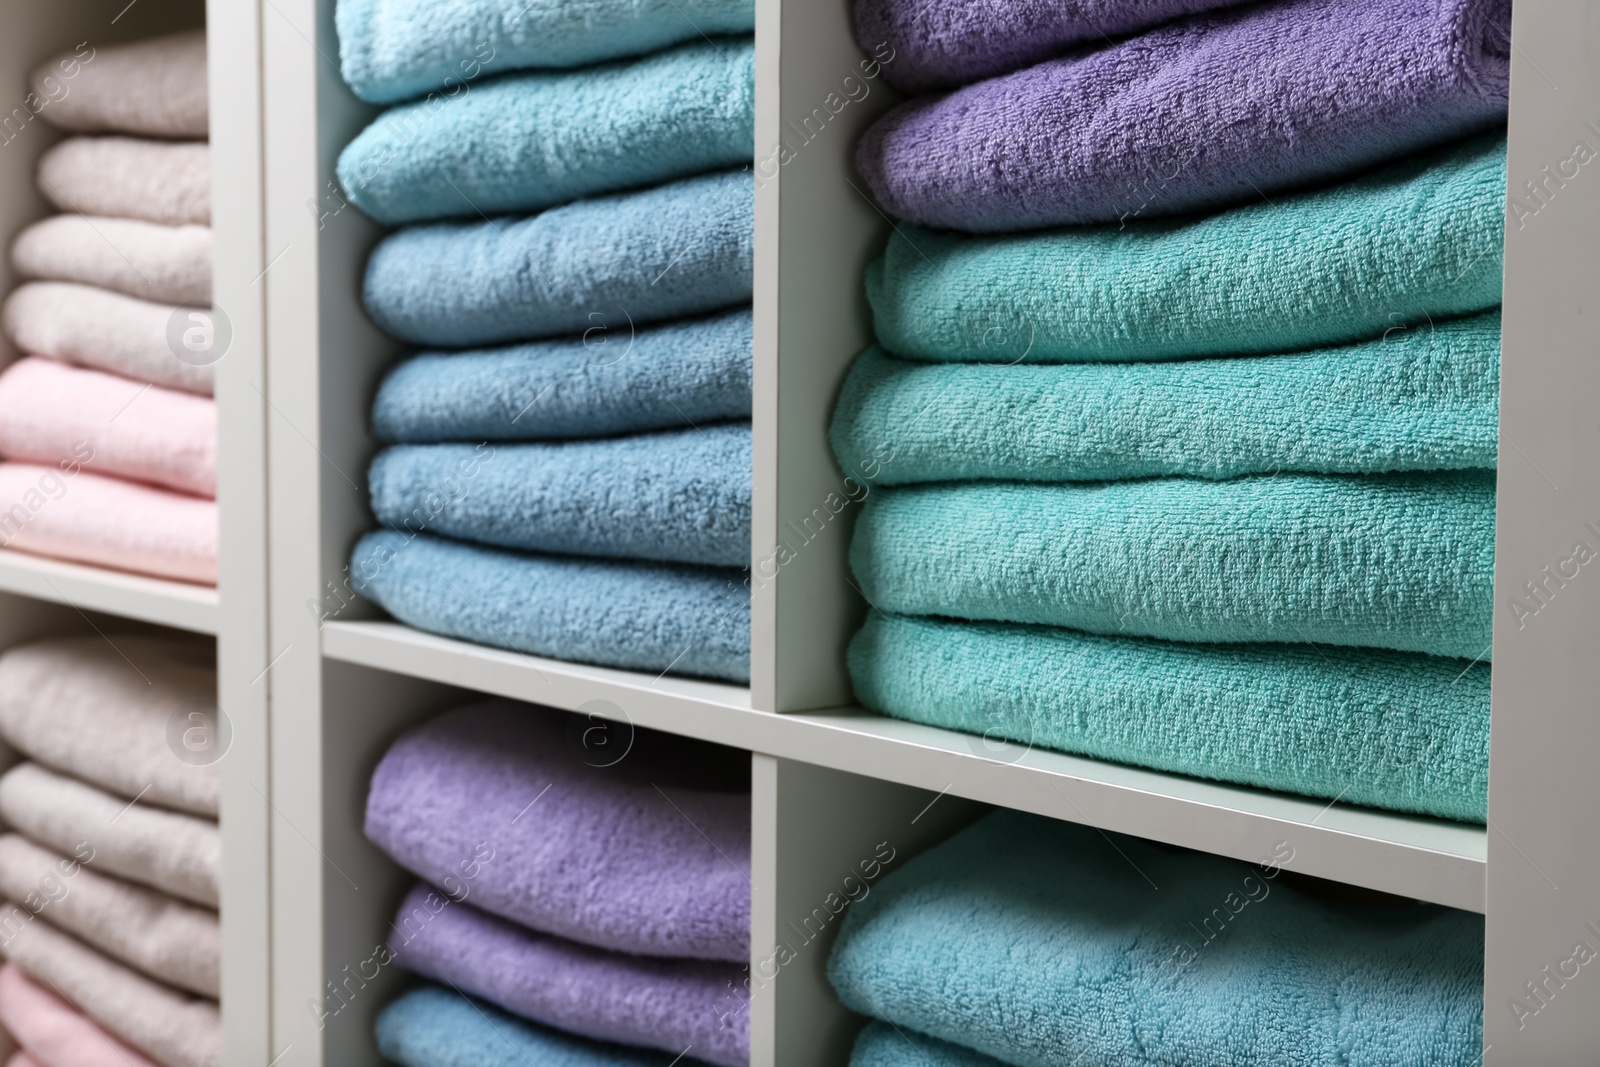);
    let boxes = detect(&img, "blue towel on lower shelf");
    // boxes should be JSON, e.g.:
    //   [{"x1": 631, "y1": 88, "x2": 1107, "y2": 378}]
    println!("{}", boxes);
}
[
  {"x1": 372, "y1": 309, "x2": 752, "y2": 443},
  {"x1": 364, "y1": 170, "x2": 753, "y2": 349},
  {"x1": 829, "y1": 810, "x2": 1485, "y2": 1067},
  {"x1": 369, "y1": 423, "x2": 750, "y2": 567},
  {"x1": 350, "y1": 531, "x2": 749, "y2": 682}
]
